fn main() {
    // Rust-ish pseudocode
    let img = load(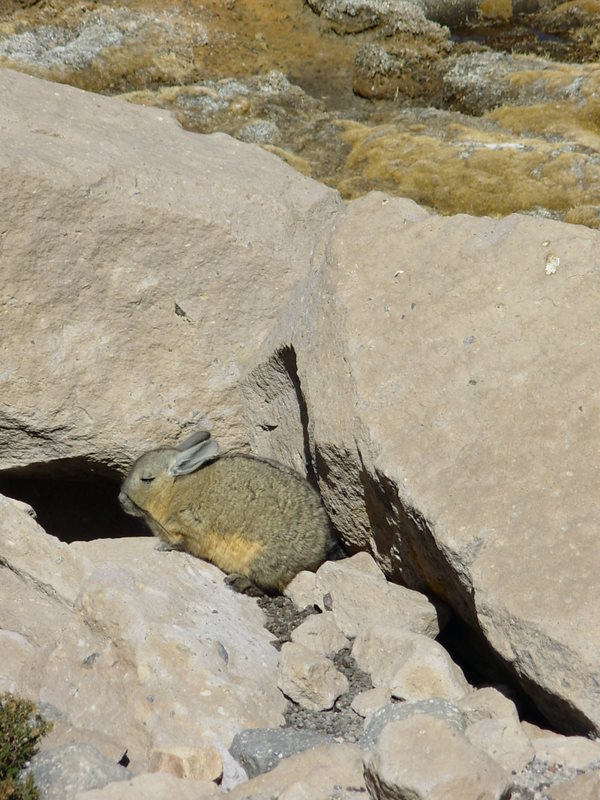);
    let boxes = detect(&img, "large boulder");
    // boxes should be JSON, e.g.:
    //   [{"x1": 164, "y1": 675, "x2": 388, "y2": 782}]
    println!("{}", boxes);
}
[
  {"x1": 0, "y1": 67, "x2": 341, "y2": 475},
  {"x1": 1, "y1": 67, "x2": 600, "y2": 736},
  {"x1": 254, "y1": 191, "x2": 600, "y2": 734}
]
